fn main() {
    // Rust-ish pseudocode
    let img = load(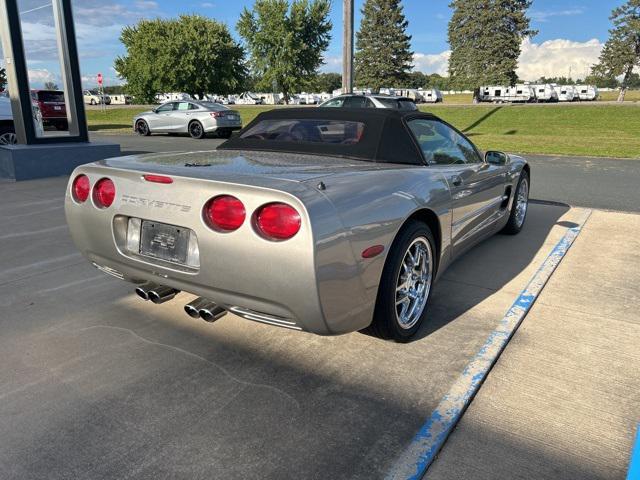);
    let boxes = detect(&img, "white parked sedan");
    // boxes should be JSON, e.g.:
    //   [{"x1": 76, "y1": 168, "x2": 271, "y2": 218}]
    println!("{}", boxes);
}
[{"x1": 133, "y1": 100, "x2": 243, "y2": 139}]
